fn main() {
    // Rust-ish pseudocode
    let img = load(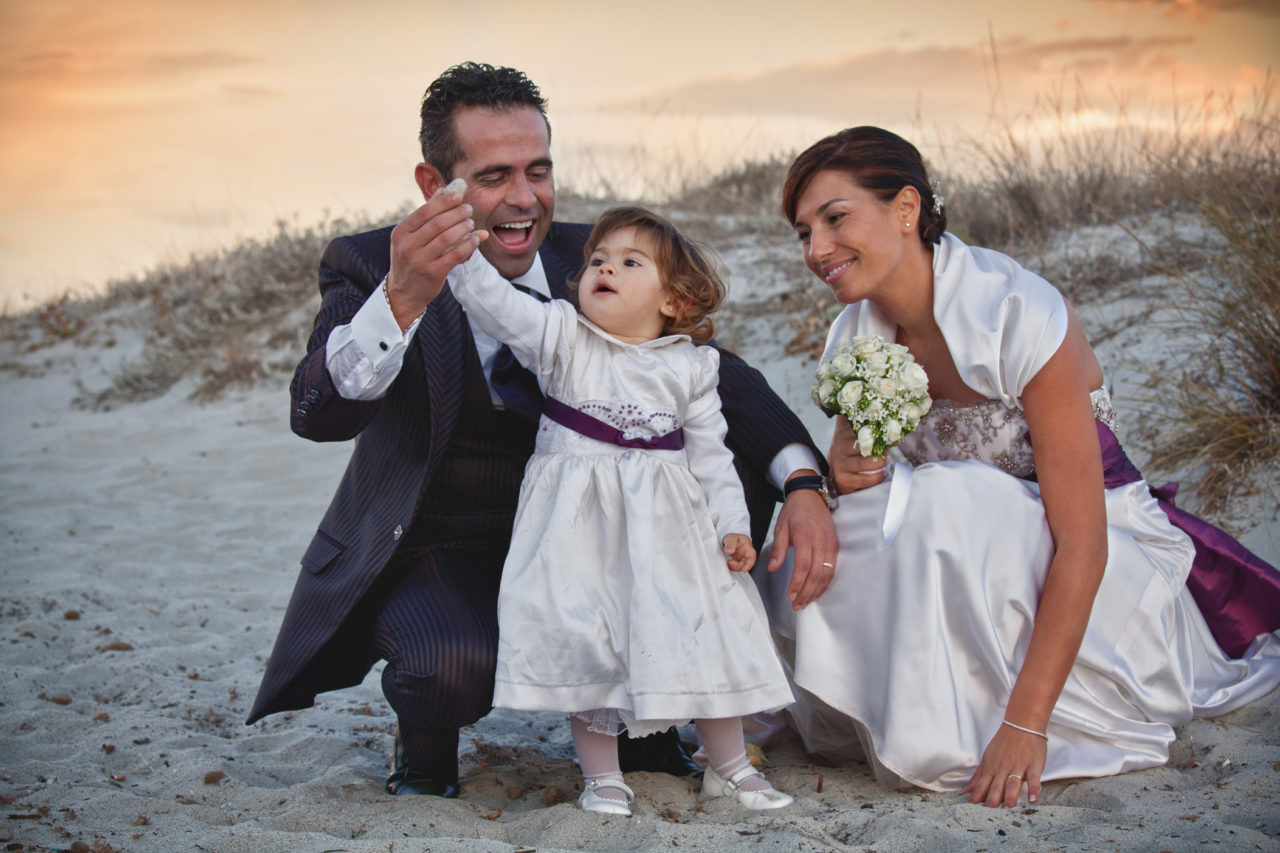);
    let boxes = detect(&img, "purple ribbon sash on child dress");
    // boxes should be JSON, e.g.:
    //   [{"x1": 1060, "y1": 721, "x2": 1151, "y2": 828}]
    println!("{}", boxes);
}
[
  {"x1": 1096, "y1": 420, "x2": 1280, "y2": 658},
  {"x1": 543, "y1": 396, "x2": 685, "y2": 451}
]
